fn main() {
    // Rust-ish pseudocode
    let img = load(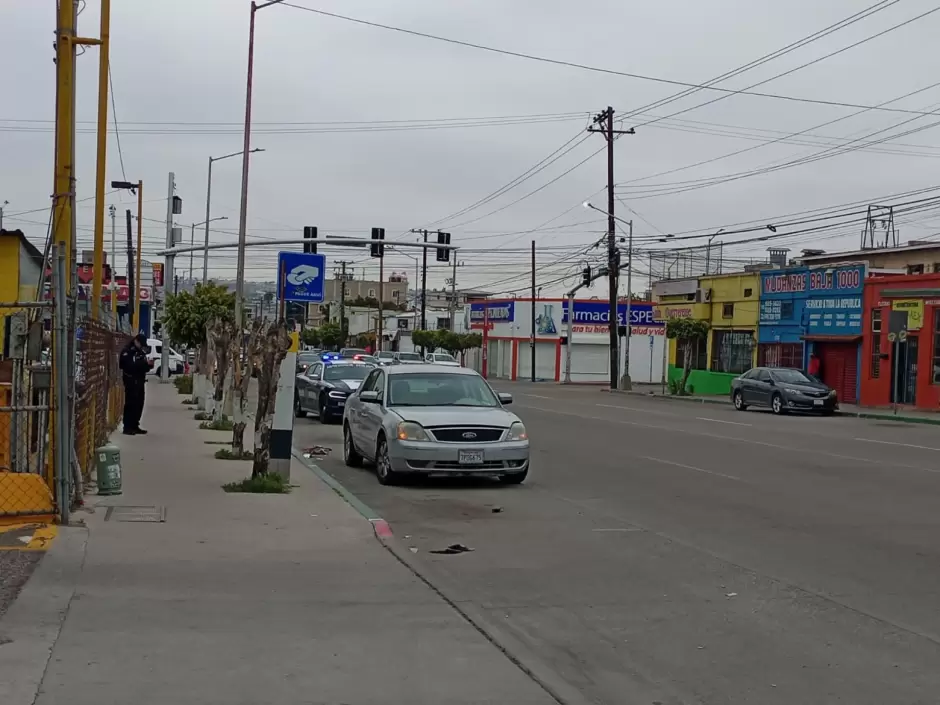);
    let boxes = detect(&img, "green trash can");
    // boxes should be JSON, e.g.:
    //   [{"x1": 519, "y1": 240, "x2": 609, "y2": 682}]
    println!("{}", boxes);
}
[{"x1": 95, "y1": 443, "x2": 123, "y2": 495}]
